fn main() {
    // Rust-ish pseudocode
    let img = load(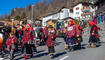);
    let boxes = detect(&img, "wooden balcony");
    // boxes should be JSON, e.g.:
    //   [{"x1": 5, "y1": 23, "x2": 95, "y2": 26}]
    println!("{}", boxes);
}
[
  {"x1": 81, "y1": 12, "x2": 92, "y2": 16},
  {"x1": 81, "y1": 8, "x2": 90, "y2": 11}
]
